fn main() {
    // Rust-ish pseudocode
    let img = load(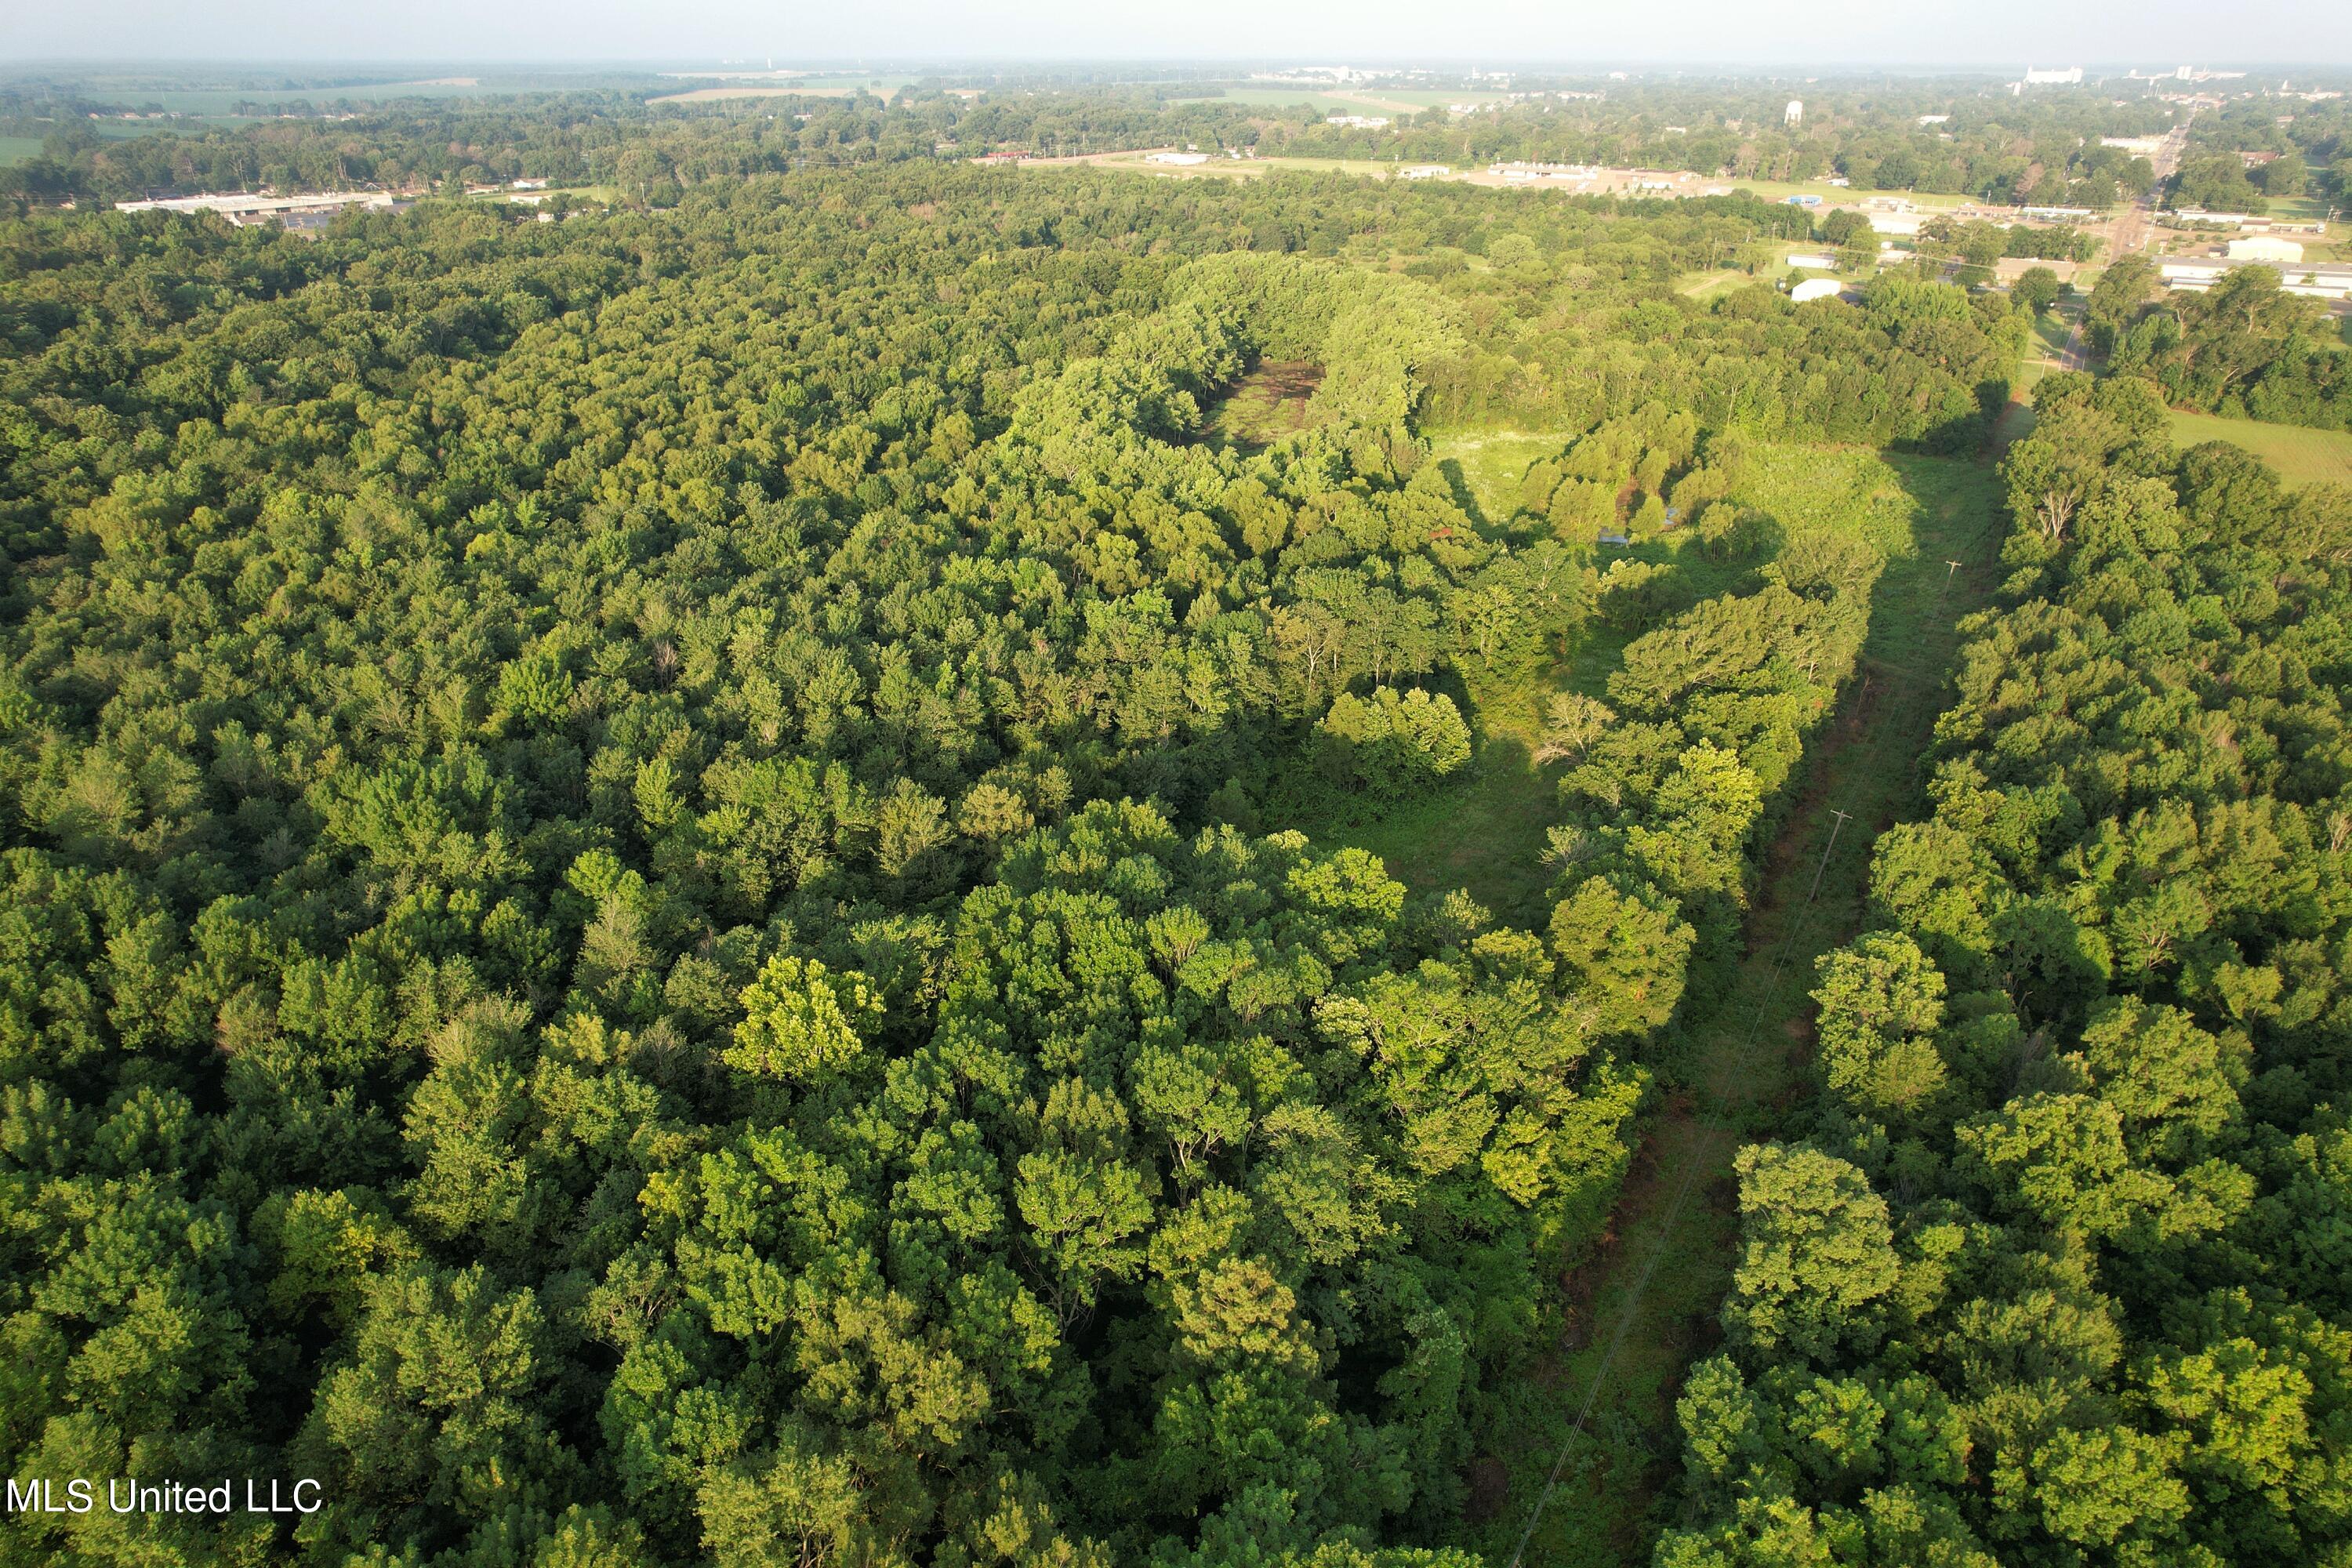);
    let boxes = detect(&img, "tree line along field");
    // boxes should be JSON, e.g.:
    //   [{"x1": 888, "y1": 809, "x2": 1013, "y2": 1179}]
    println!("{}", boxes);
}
[{"x1": 1, "y1": 96, "x2": 2350, "y2": 1568}]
